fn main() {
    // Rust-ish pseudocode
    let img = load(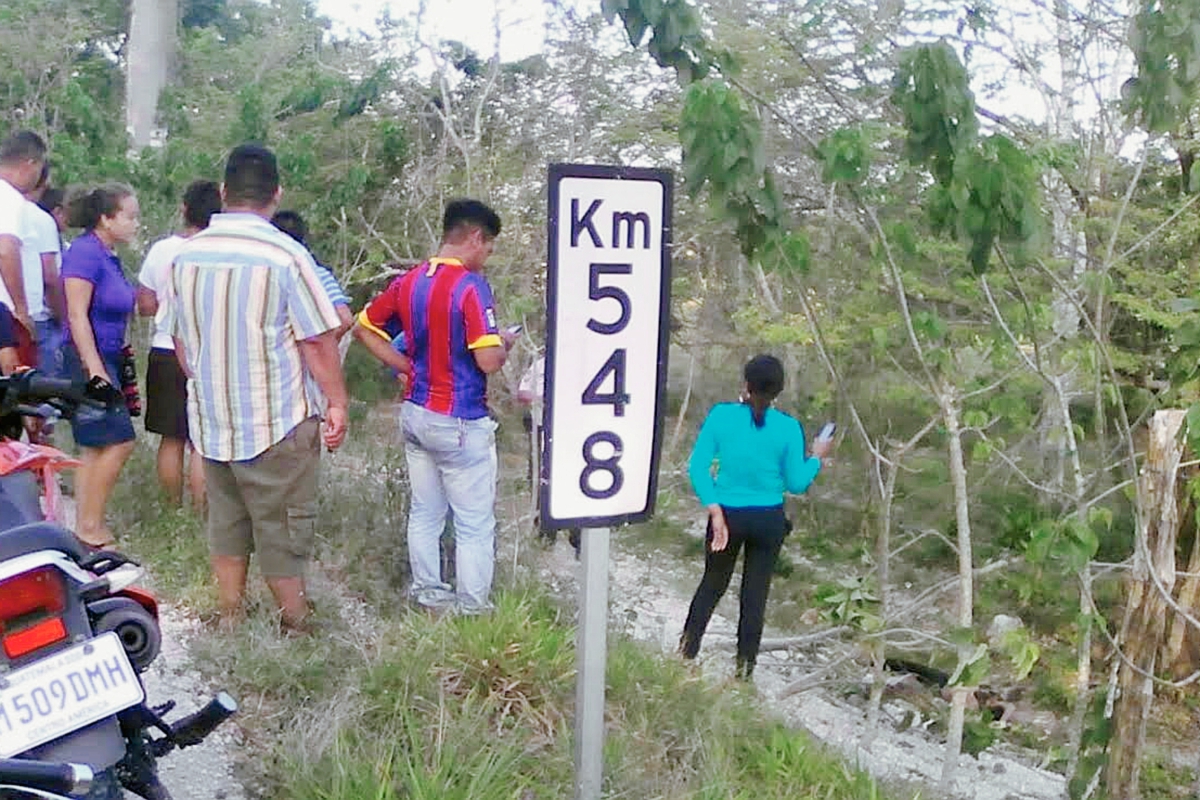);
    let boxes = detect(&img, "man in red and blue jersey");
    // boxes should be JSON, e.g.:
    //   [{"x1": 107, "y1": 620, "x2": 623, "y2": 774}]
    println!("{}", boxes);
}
[{"x1": 354, "y1": 199, "x2": 514, "y2": 613}]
